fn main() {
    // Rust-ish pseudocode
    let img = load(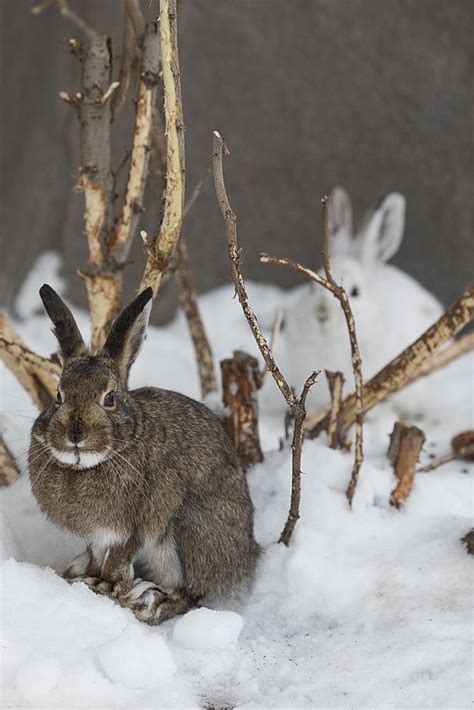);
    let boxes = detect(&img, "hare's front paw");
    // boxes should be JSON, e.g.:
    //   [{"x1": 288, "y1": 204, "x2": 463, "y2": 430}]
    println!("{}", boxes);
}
[
  {"x1": 93, "y1": 559, "x2": 135, "y2": 598},
  {"x1": 121, "y1": 578, "x2": 167, "y2": 624},
  {"x1": 121, "y1": 579, "x2": 194, "y2": 625},
  {"x1": 63, "y1": 550, "x2": 93, "y2": 579}
]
